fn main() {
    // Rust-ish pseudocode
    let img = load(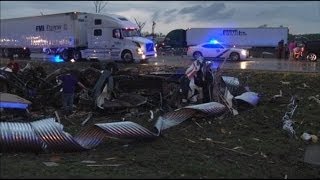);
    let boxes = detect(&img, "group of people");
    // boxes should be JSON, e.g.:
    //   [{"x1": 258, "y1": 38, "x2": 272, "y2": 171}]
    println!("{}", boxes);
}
[{"x1": 277, "y1": 39, "x2": 304, "y2": 60}]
